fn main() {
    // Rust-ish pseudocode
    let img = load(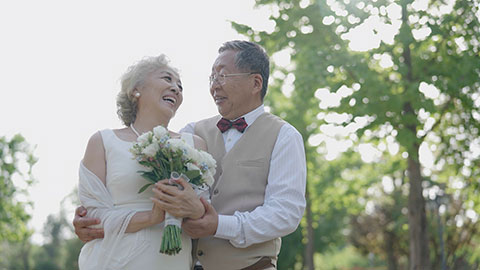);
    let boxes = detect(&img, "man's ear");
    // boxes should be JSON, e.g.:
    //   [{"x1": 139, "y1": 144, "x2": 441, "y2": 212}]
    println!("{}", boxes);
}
[{"x1": 251, "y1": 74, "x2": 263, "y2": 96}]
